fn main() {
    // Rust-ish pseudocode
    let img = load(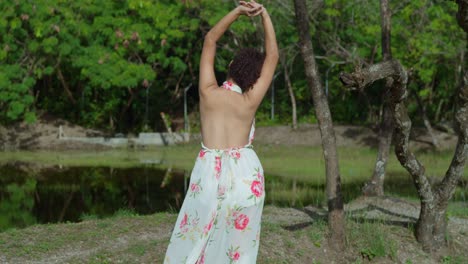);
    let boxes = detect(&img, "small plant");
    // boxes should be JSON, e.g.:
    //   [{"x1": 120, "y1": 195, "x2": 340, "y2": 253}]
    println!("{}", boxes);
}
[
  {"x1": 441, "y1": 255, "x2": 466, "y2": 264},
  {"x1": 442, "y1": 256, "x2": 452, "y2": 264},
  {"x1": 113, "y1": 208, "x2": 138, "y2": 217},
  {"x1": 349, "y1": 220, "x2": 398, "y2": 261},
  {"x1": 309, "y1": 220, "x2": 327, "y2": 248},
  {"x1": 80, "y1": 213, "x2": 99, "y2": 221},
  {"x1": 360, "y1": 247, "x2": 377, "y2": 261}
]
